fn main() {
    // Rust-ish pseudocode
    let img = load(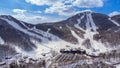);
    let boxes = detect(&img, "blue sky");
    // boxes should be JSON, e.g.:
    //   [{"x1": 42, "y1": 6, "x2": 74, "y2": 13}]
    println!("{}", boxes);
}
[{"x1": 0, "y1": 0, "x2": 120, "y2": 24}]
